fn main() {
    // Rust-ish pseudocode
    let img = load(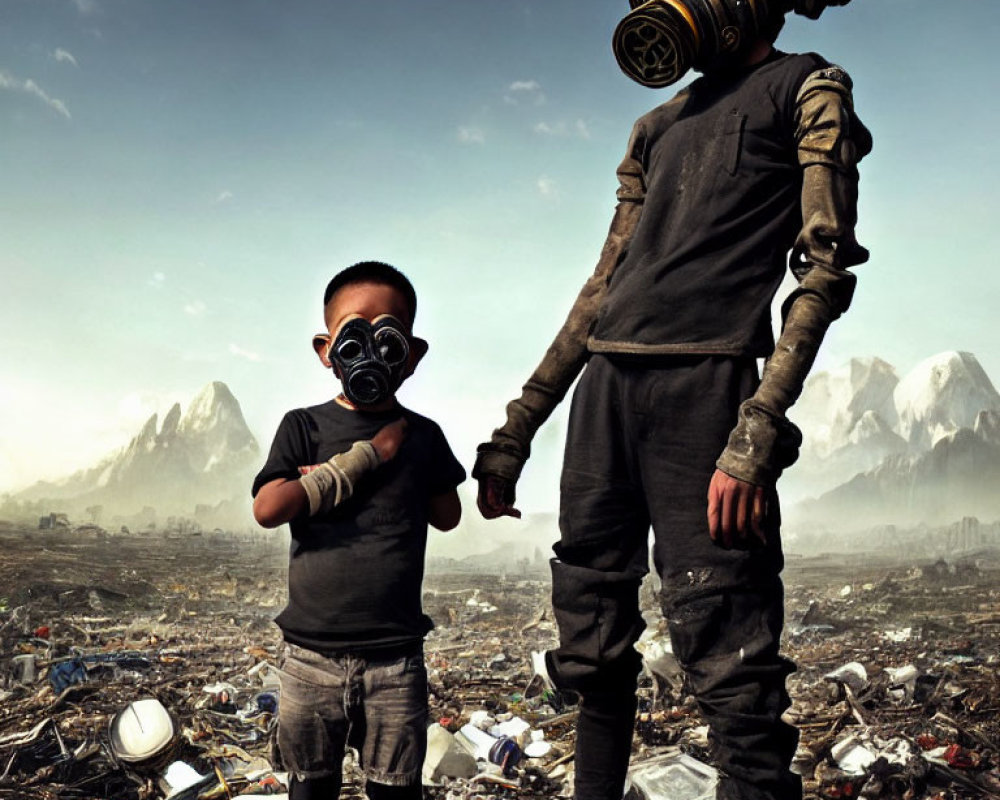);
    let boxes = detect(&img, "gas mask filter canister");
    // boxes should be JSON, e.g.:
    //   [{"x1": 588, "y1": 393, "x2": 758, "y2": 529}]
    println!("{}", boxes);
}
[{"x1": 612, "y1": 0, "x2": 853, "y2": 88}]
